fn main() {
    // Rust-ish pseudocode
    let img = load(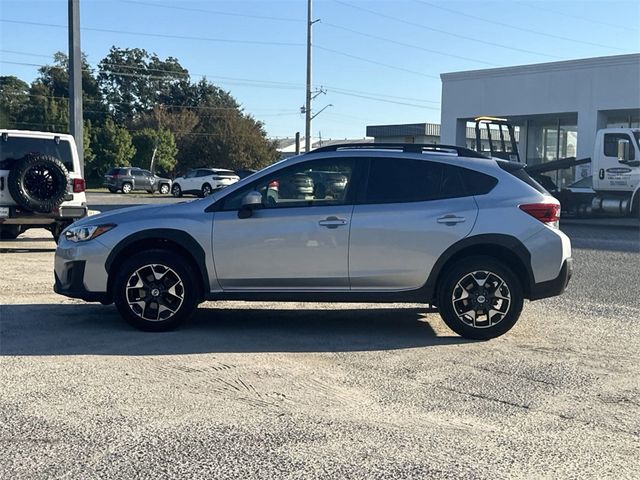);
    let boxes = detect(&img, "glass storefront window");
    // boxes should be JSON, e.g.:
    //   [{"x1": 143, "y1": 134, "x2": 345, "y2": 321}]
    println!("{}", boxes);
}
[{"x1": 525, "y1": 117, "x2": 577, "y2": 188}]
